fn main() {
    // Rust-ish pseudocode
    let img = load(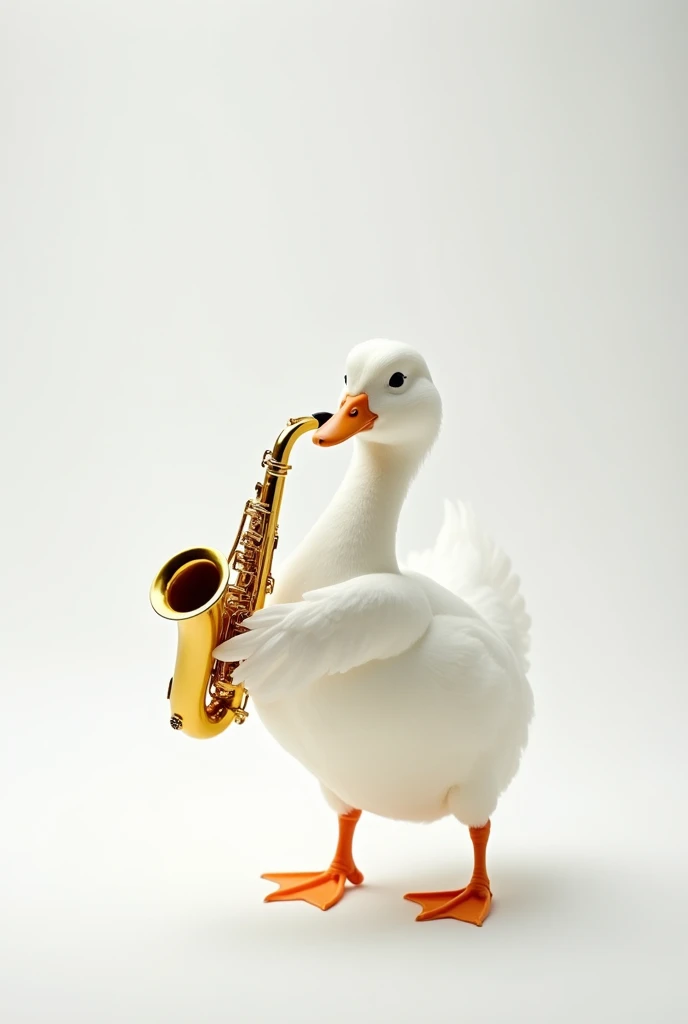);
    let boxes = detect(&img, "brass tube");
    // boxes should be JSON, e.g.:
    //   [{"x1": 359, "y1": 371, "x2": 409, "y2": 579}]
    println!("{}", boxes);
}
[{"x1": 149, "y1": 416, "x2": 318, "y2": 739}]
